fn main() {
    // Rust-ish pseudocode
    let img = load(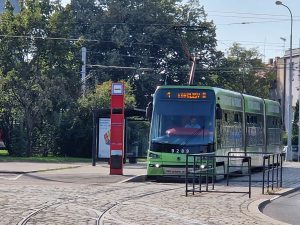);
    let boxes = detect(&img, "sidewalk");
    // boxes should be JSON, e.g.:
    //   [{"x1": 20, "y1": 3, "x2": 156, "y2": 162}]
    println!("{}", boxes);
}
[
  {"x1": 1, "y1": 160, "x2": 300, "y2": 224},
  {"x1": 0, "y1": 161, "x2": 147, "y2": 176}
]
